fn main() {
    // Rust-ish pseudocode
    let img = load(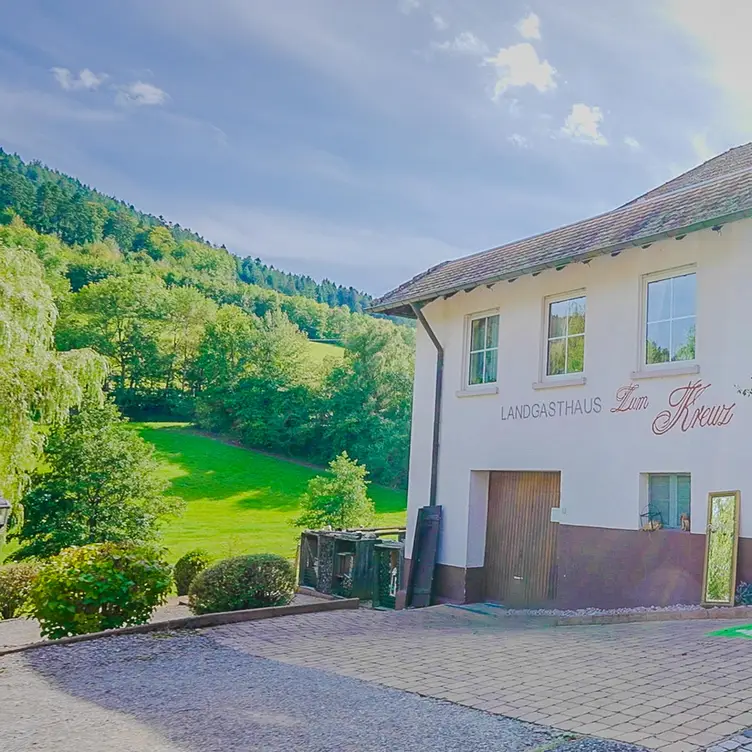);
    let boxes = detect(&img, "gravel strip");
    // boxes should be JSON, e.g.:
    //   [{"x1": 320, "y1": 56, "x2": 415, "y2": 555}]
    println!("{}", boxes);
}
[
  {"x1": 2, "y1": 631, "x2": 647, "y2": 752},
  {"x1": 457, "y1": 603, "x2": 752, "y2": 618}
]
